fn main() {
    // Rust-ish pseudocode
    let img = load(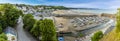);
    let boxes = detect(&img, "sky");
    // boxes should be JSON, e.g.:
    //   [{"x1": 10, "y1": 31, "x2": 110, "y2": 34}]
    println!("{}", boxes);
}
[{"x1": 0, "y1": 0, "x2": 120, "y2": 9}]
